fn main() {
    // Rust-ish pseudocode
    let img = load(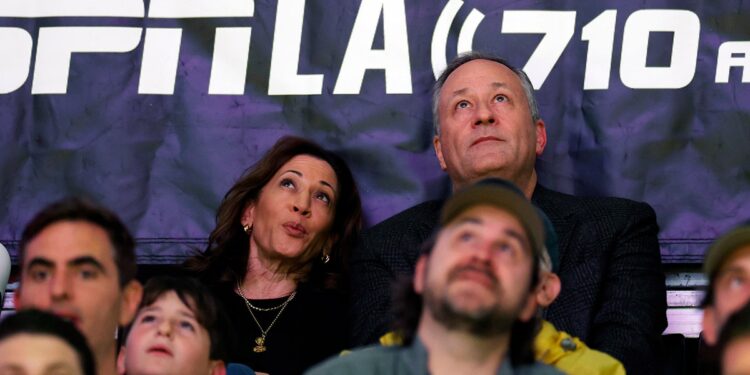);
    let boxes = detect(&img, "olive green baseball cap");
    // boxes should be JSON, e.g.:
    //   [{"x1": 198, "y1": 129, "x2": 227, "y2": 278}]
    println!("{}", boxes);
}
[{"x1": 440, "y1": 178, "x2": 545, "y2": 259}]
